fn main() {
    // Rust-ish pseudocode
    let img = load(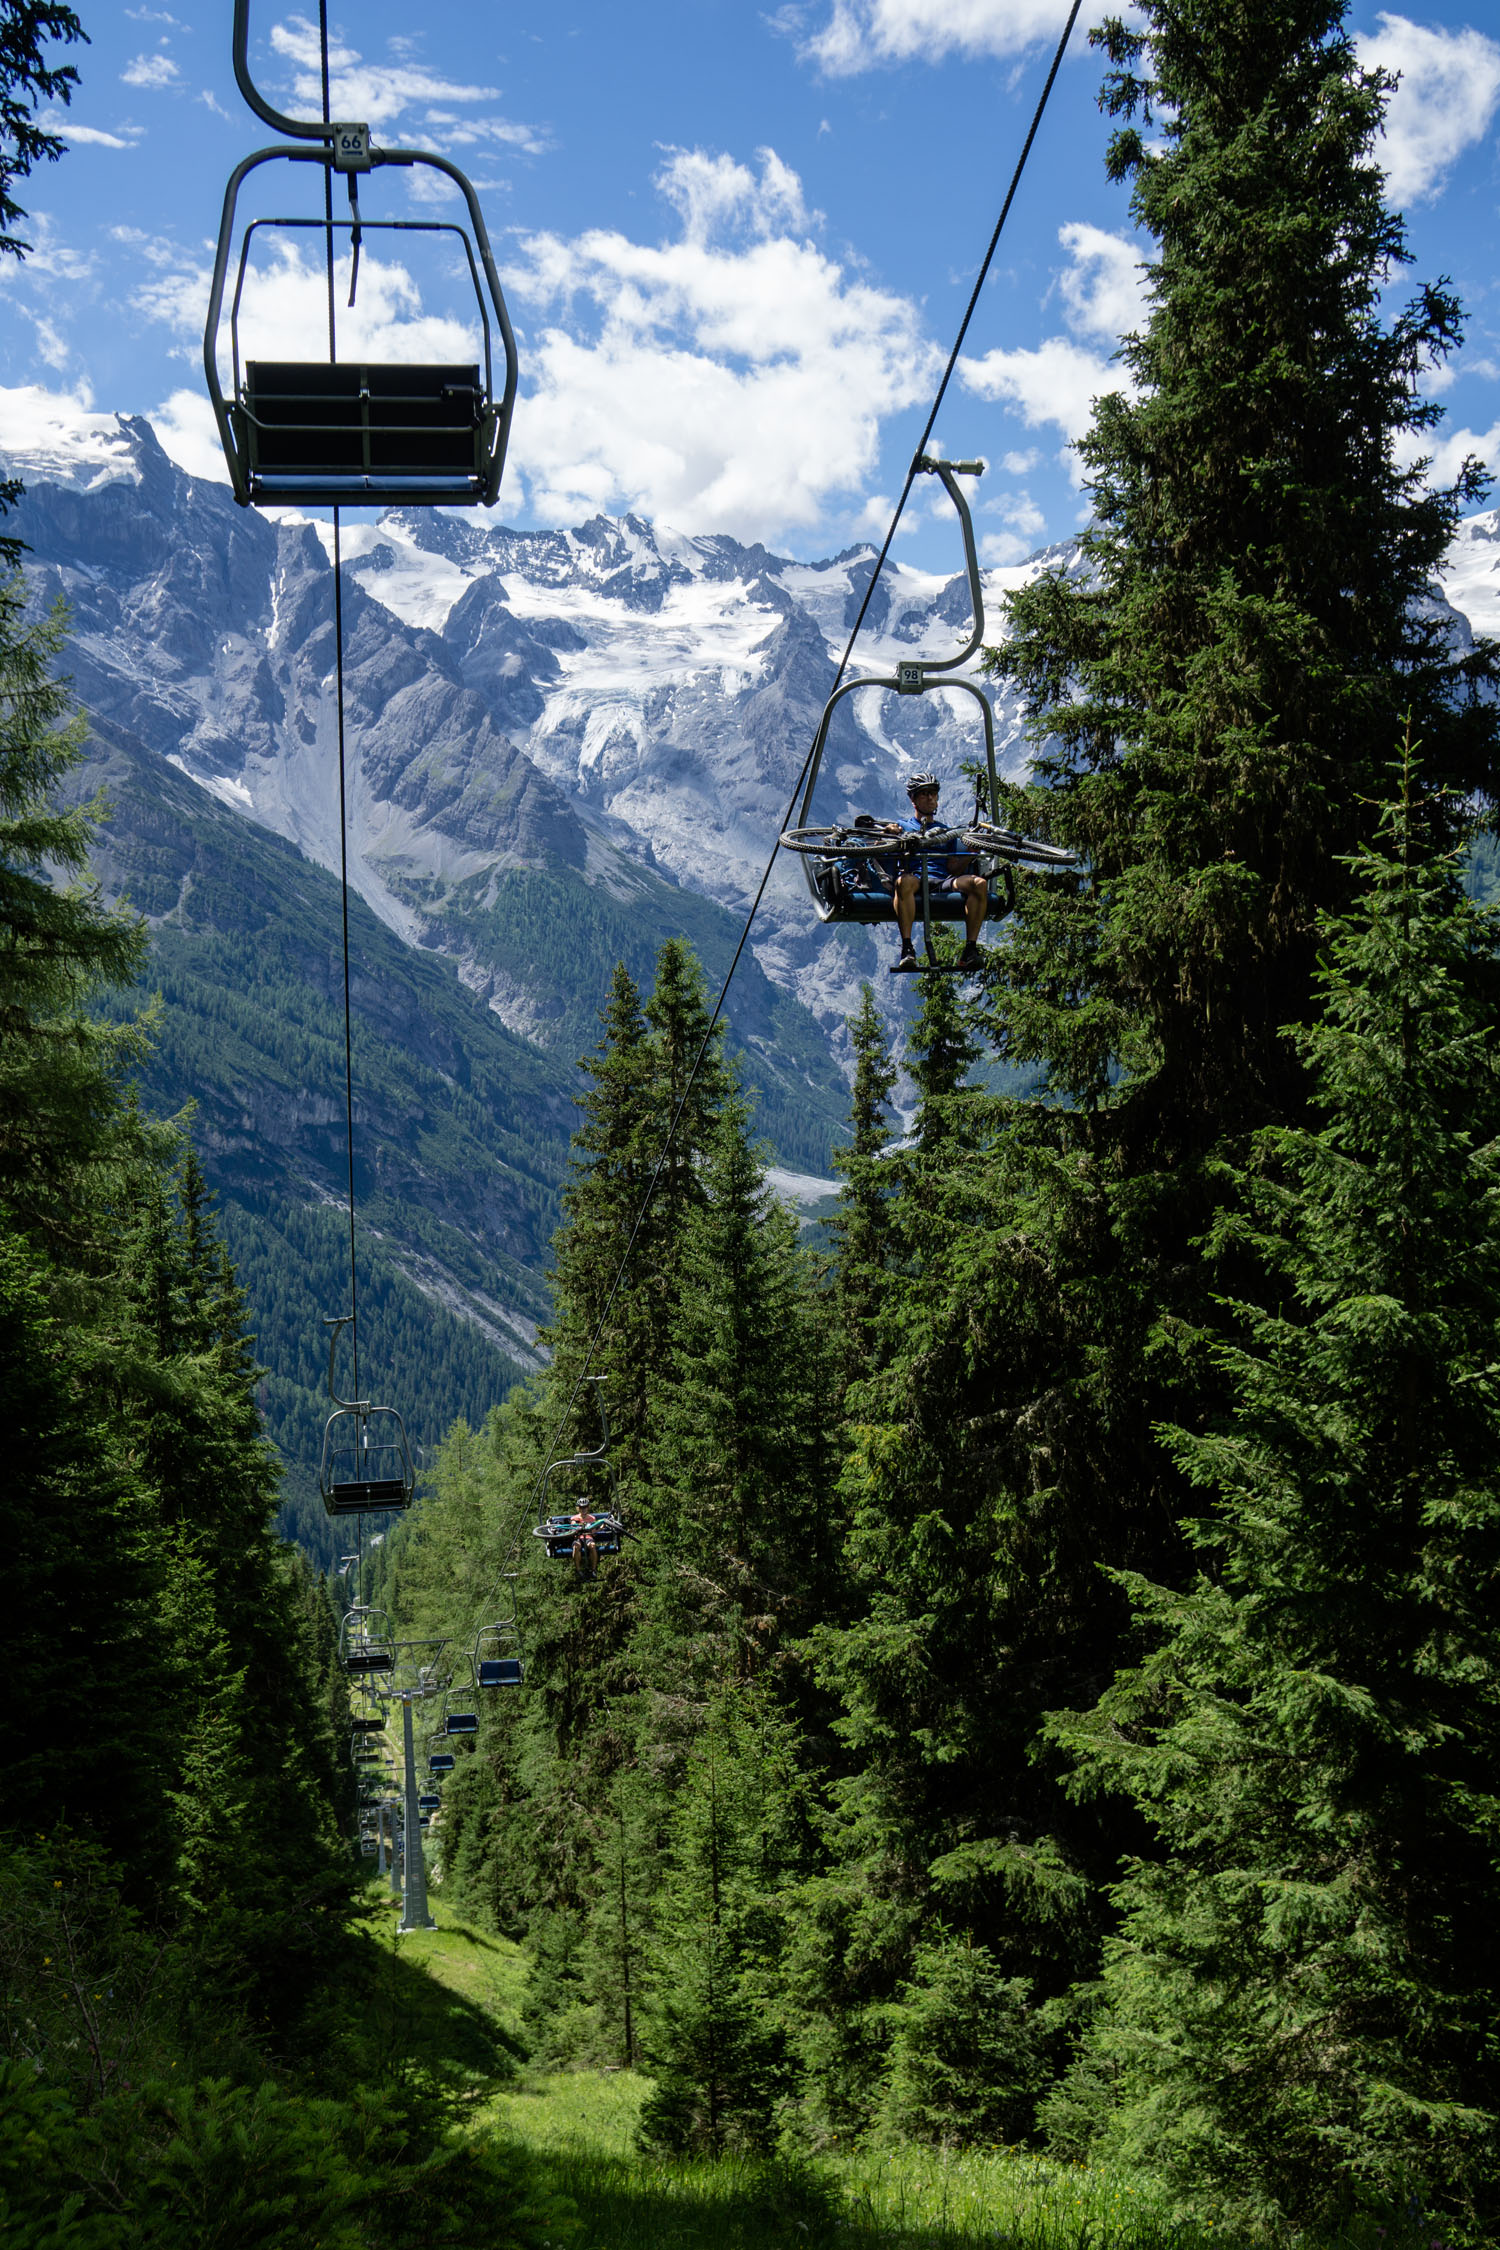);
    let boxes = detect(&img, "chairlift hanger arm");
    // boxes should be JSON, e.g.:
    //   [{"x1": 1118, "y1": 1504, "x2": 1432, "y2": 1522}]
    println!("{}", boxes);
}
[
  {"x1": 232, "y1": 0, "x2": 350, "y2": 143},
  {"x1": 793, "y1": 674, "x2": 998, "y2": 843},
  {"x1": 910, "y1": 456, "x2": 986, "y2": 676},
  {"x1": 324, "y1": 1314, "x2": 367, "y2": 1412}
]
